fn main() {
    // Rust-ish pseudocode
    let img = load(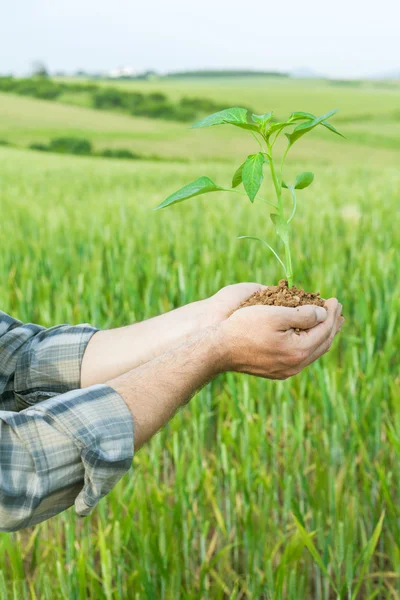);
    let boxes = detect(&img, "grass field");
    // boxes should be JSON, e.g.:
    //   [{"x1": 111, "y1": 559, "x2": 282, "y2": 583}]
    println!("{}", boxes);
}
[{"x1": 0, "y1": 77, "x2": 399, "y2": 599}]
